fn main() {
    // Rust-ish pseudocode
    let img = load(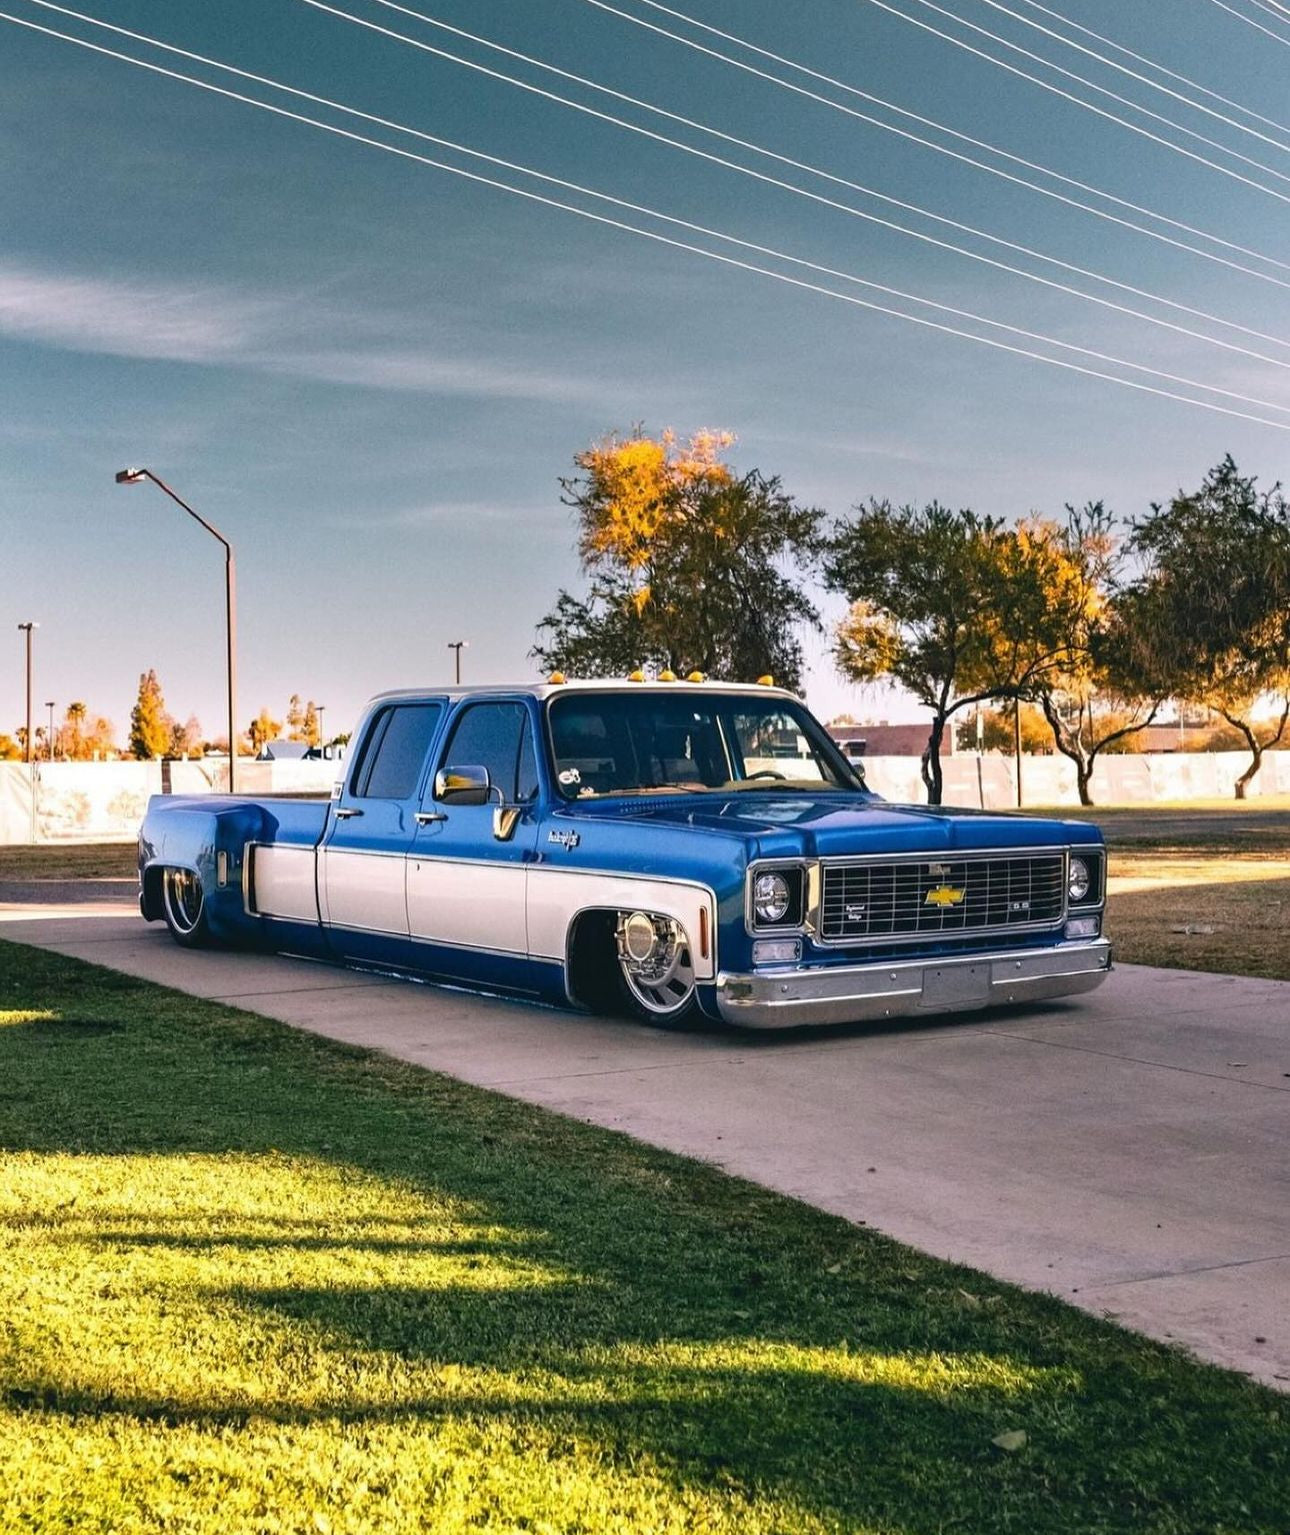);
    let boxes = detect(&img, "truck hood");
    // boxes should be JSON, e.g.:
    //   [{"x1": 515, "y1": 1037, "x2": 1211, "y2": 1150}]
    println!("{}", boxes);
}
[{"x1": 558, "y1": 791, "x2": 1100, "y2": 858}]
